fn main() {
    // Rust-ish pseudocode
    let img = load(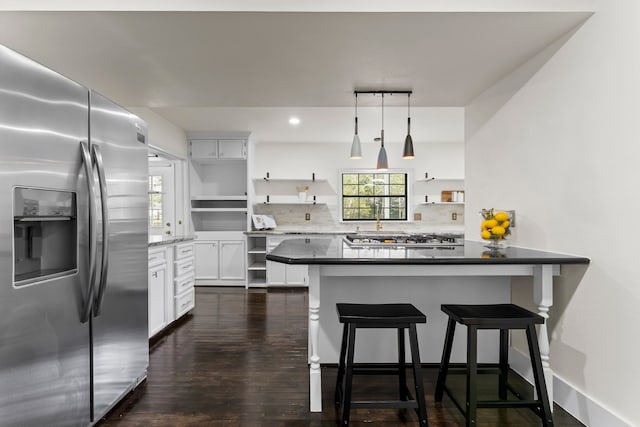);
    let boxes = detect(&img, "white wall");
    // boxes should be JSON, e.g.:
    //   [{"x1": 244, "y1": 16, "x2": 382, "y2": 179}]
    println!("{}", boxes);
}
[
  {"x1": 252, "y1": 137, "x2": 465, "y2": 230},
  {"x1": 129, "y1": 107, "x2": 188, "y2": 158},
  {"x1": 465, "y1": 1, "x2": 638, "y2": 425}
]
